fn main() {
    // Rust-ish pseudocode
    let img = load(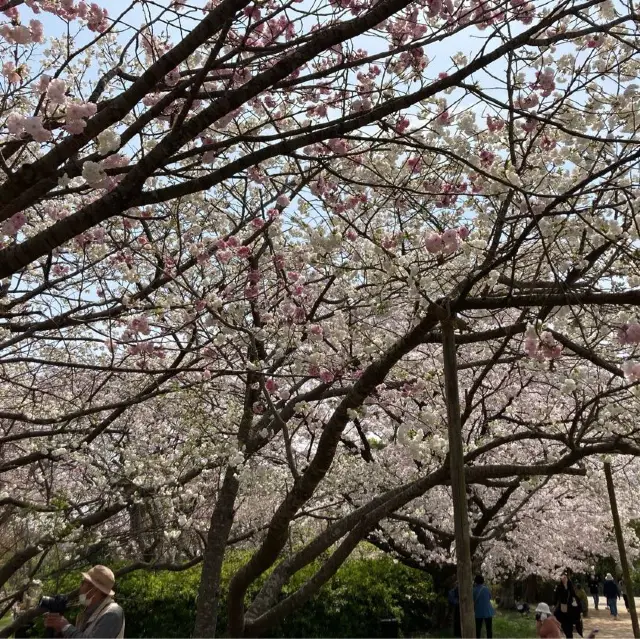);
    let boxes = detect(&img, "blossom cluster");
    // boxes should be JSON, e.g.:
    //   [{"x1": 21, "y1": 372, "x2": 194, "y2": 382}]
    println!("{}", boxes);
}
[
  {"x1": 0, "y1": 19, "x2": 44, "y2": 45},
  {"x1": 617, "y1": 322, "x2": 640, "y2": 345},
  {"x1": 64, "y1": 101, "x2": 98, "y2": 134},
  {"x1": 523, "y1": 325, "x2": 563, "y2": 360},
  {"x1": 1, "y1": 1, "x2": 108, "y2": 37},
  {"x1": 622, "y1": 361, "x2": 640, "y2": 381},
  {"x1": 6, "y1": 114, "x2": 51, "y2": 142},
  {"x1": 424, "y1": 227, "x2": 469, "y2": 255},
  {"x1": 1, "y1": 212, "x2": 28, "y2": 237}
]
